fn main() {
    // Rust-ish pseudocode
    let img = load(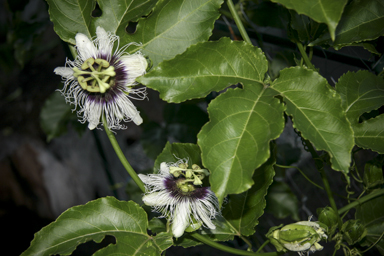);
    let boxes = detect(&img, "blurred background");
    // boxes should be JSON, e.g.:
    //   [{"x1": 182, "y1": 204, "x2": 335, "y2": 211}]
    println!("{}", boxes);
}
[{"x1": 0, "y1": 0, "x2": 382, "y2": 255}]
